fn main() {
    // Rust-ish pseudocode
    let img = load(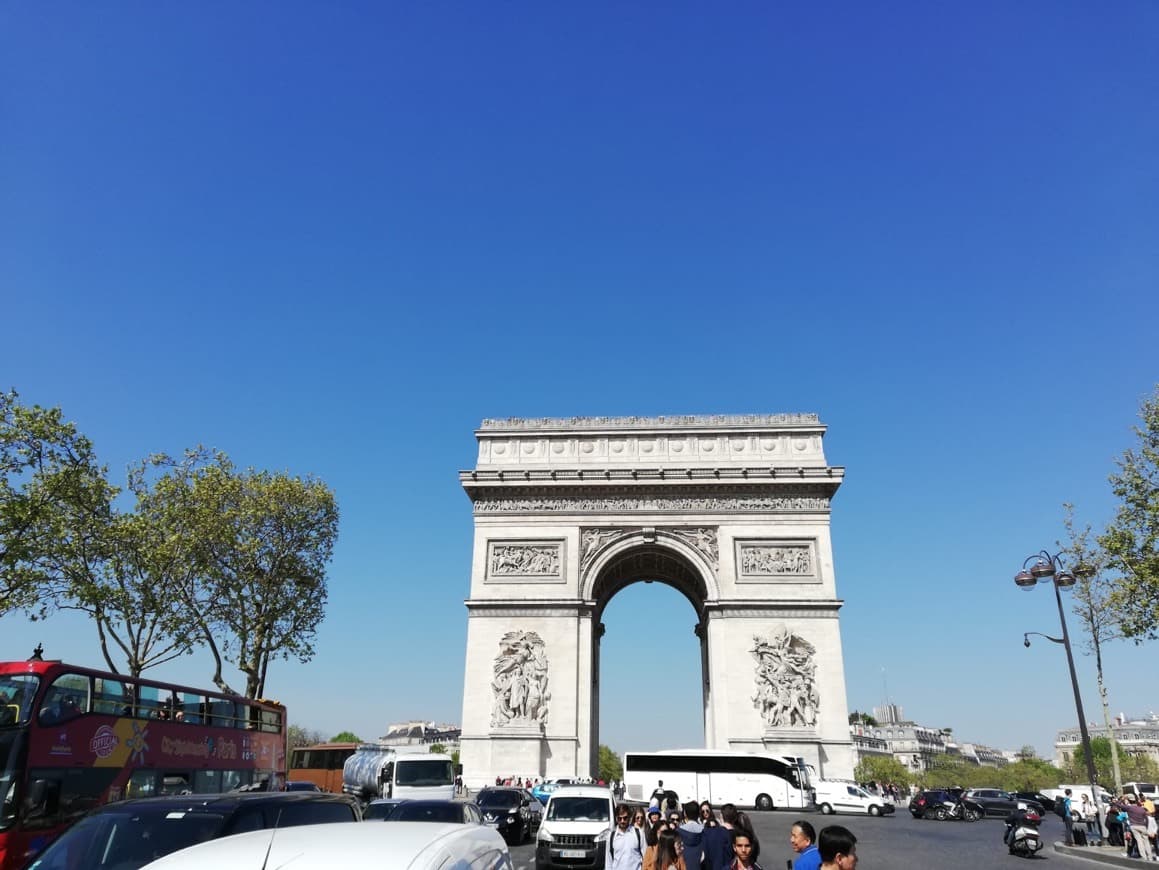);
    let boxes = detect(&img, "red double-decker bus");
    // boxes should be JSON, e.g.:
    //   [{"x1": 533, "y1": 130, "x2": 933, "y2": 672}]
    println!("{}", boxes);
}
[{"x1": 0, "y1": 659, "x2": 287, "y2": 870}]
